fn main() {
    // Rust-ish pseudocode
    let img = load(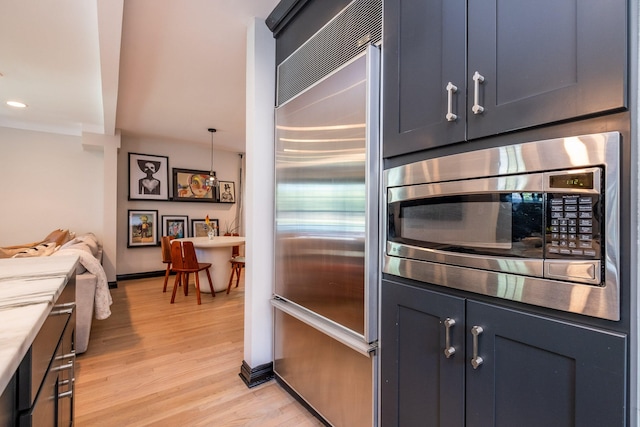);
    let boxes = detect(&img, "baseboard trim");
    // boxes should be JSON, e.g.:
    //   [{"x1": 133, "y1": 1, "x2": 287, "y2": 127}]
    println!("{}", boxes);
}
[
  {"x1": 108, "y1": 281, "x2": 118, "y2": 289},
  {"x1": 116, "y1": 270, "x2": 166, "y2": 282},
  {"x1": 275, "y1": 374, "x2": 331, "y2": 426},
  {"x1": 239, "y1": 360, "x2": 274, "y2": 388}
]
